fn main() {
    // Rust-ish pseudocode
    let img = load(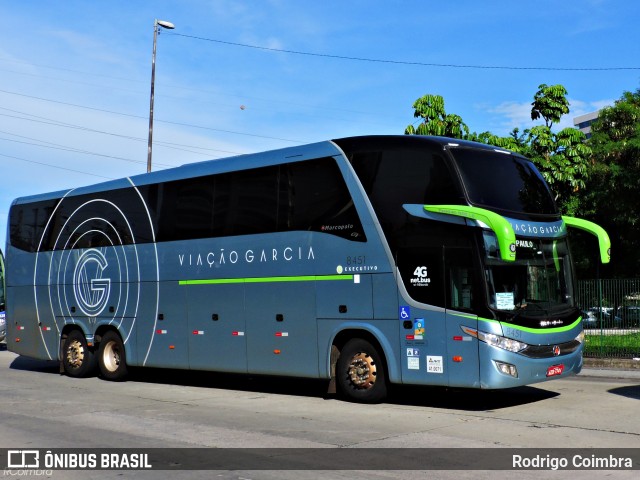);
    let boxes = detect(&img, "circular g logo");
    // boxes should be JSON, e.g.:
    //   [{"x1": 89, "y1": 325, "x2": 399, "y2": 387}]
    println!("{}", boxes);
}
[{"x1": 73, "y1": 249, "x2": 111, "y2": 317}]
